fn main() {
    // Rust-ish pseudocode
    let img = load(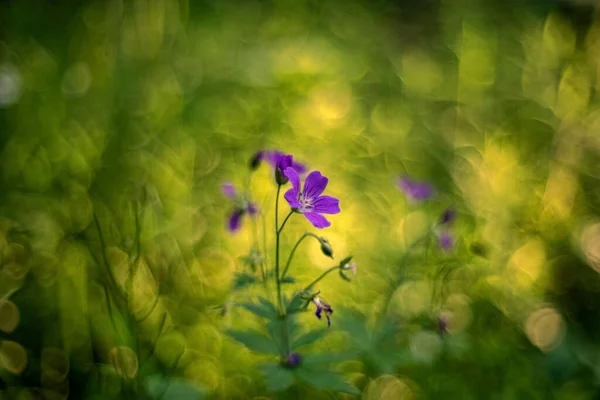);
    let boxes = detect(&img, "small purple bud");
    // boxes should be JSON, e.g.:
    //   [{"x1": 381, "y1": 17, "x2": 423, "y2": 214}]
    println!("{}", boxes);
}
[
  {"x1": 249, "y1": 151, "x2": 264, "y2": 170},
  {"x1": 439, "y1": 208, "x2": 456, "y2": 225},
  {"x1": 283, "y1": 352, "x2": 302, "y2": 368},
  {"x1": 438, "y1": 233, "x2": 453, "y2": 251}
]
